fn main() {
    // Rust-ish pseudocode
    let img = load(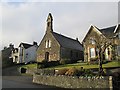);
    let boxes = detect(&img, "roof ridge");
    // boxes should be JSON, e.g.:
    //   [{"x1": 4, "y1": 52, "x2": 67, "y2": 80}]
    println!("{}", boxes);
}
[
  {"x1": 52, "y1": 32, "x2": 79, "y2": 42},
  {"x1": 21, "y1": 42, "x2": 33, "y2": 46},
  {"x1": 100, "y1": 25, "x2": 116, "y2": 30}
]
